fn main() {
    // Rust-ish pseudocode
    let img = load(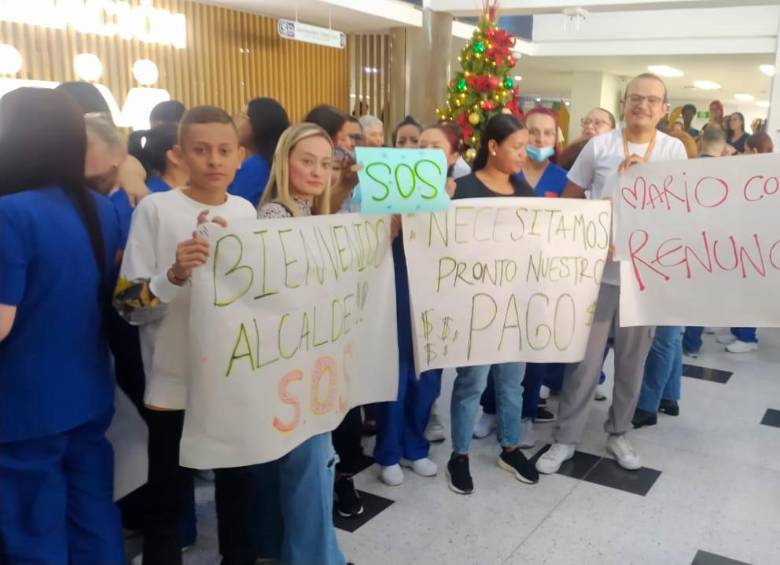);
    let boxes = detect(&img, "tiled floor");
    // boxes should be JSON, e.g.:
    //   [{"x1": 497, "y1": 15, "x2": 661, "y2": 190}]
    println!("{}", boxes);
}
[{"x1": 130, "y1": 329, "x2": 780, "y2": 564}]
